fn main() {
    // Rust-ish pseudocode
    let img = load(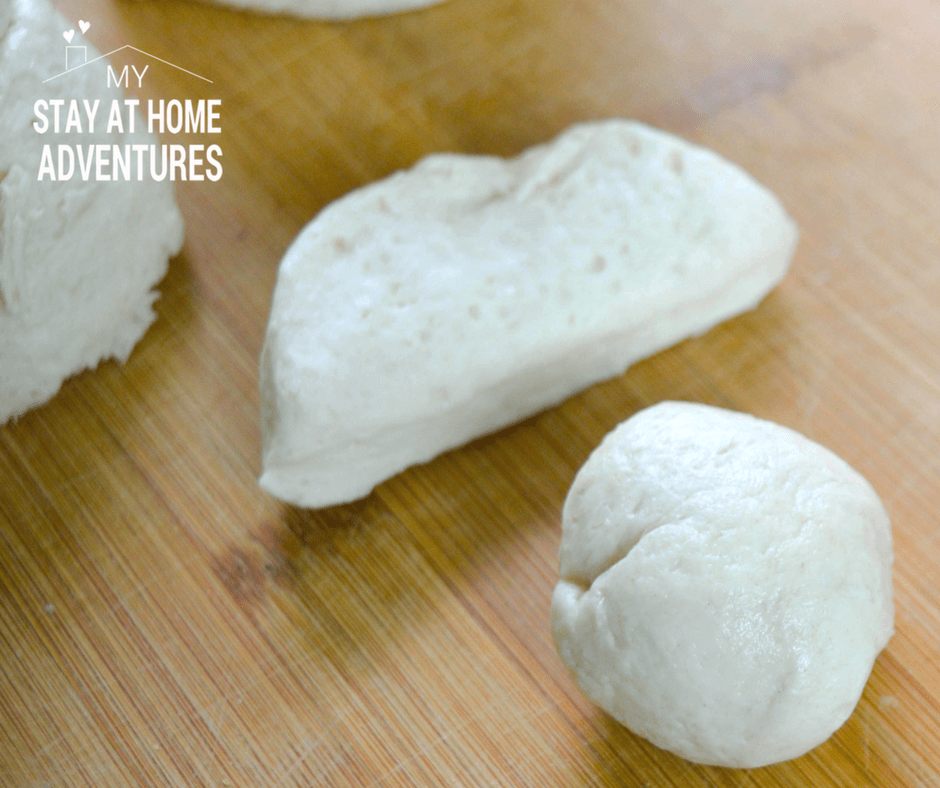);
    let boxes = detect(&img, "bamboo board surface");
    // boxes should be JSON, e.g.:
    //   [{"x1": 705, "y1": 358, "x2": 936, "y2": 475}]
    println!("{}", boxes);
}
[{"x1": 4, "y1": 0, "x2": 940, "y2": 784}]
